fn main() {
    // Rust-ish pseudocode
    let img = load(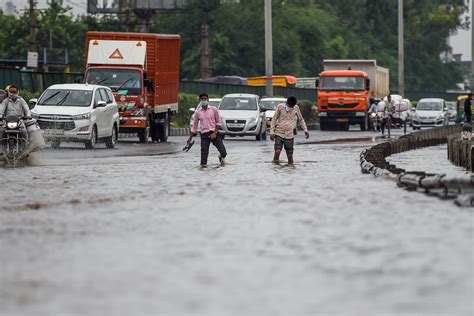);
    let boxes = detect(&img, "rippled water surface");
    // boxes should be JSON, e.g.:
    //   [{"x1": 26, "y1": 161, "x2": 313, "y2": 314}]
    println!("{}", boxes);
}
[{"x1": 1, "y1": 130, "x2": 472, "y2": 316}]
